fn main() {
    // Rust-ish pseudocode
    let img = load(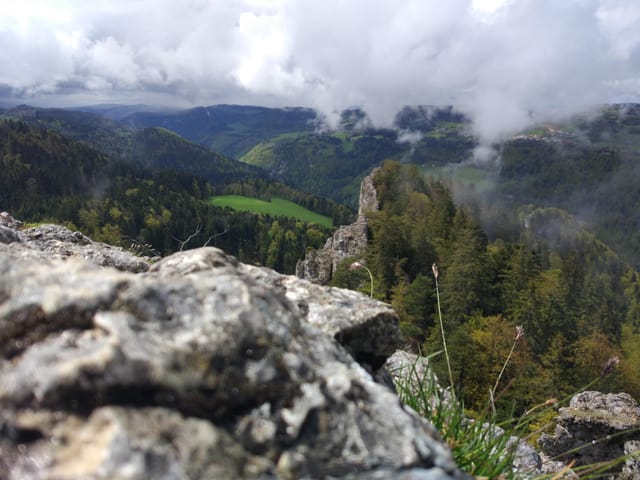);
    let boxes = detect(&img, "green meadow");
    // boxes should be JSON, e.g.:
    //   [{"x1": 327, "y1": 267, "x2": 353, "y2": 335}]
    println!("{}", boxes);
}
[{"x1": 208, "y1": 195, "x2": 333, "y2": 228}]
